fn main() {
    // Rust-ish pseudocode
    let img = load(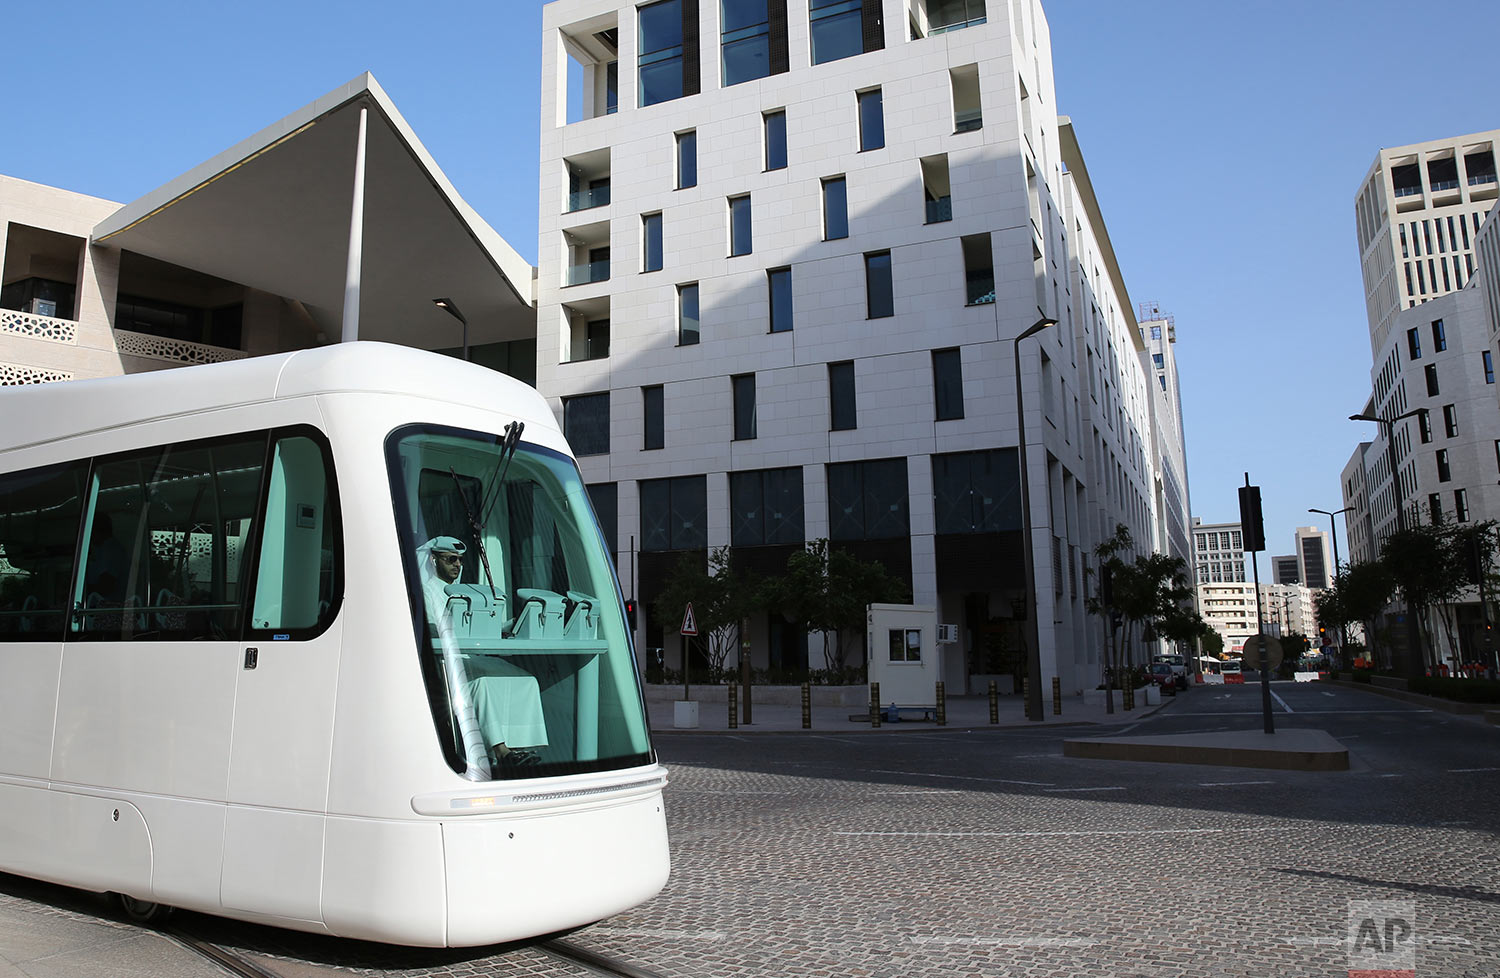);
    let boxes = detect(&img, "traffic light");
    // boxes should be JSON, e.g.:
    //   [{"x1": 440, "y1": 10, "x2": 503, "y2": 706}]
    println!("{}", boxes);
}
[
  {"x1": 1238, "y1": 484, "x2": 1265, "y2": 553},
  {"x1": 624, "y1": 599, "x2": 638, "y2": 628}
]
